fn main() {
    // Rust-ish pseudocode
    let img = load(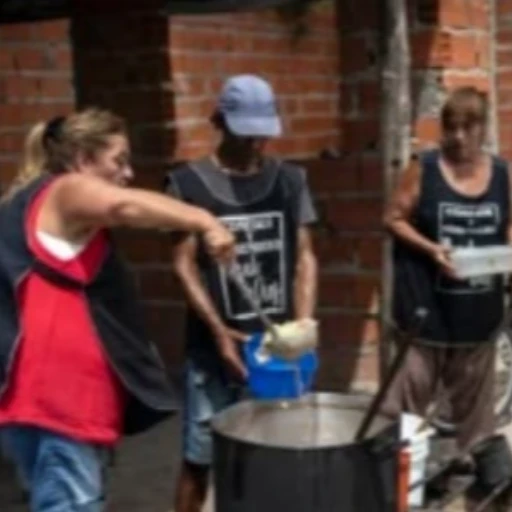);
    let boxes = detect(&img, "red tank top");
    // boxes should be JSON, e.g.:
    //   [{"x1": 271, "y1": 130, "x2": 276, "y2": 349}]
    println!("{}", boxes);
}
[{"x1": 0, "y1": 181, "x2": 125, "y2": 445}]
